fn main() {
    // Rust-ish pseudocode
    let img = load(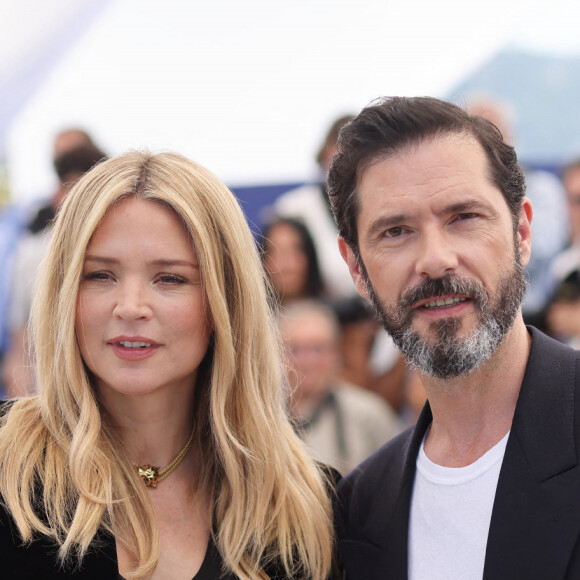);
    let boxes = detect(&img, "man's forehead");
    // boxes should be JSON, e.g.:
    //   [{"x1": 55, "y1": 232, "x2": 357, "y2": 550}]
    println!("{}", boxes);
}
[
  {"x1": 357, "y1": 132, "x2": 492, "y2": 197},
  {"x1": 353, "y1": 133, "x2": 512, "y2": 240},
  {"x1": 358, "y1": 131, "x2": 481, "y2": 181}
]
